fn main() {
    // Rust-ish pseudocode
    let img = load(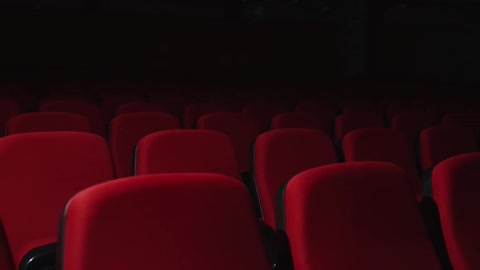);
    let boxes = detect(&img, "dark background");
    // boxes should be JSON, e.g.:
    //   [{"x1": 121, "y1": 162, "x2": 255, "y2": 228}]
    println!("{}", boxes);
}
[{"x1": 0, "y1": 0, "x2": 478, "y2": 90}]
